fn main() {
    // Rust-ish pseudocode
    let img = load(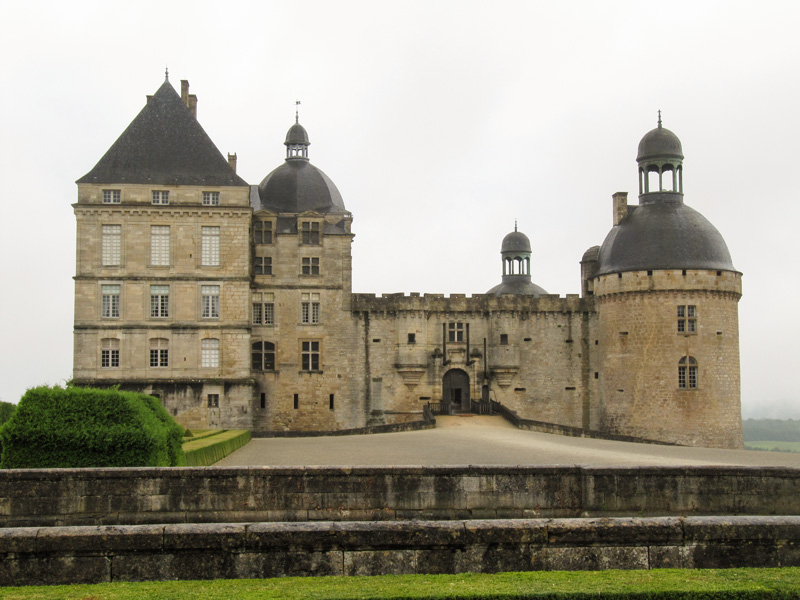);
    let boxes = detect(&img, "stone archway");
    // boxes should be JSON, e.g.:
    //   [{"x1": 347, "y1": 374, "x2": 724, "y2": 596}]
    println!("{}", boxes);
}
[{"x1": 442, "y1": 368, "x2": 470, "y2": 413}]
